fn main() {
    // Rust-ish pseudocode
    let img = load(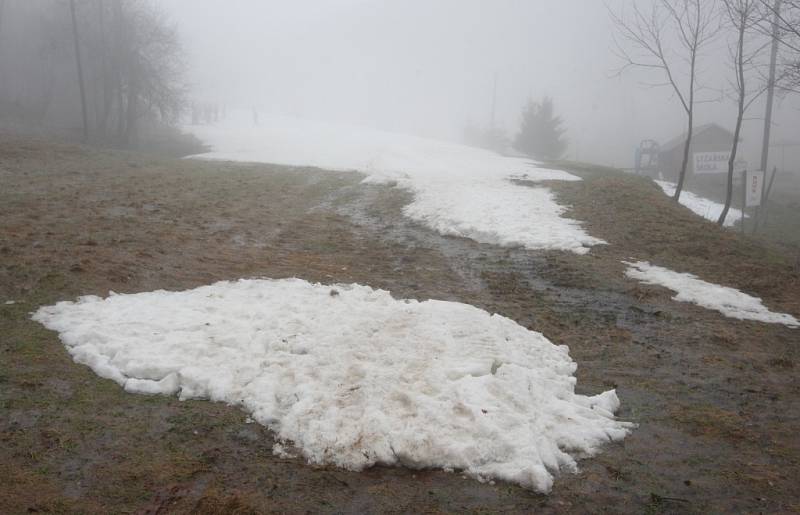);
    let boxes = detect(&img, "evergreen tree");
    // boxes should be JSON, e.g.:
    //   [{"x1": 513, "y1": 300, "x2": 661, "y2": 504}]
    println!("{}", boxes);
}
[{"x1": 513, "y1": 97, "x2": 567, "y2": 160}]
